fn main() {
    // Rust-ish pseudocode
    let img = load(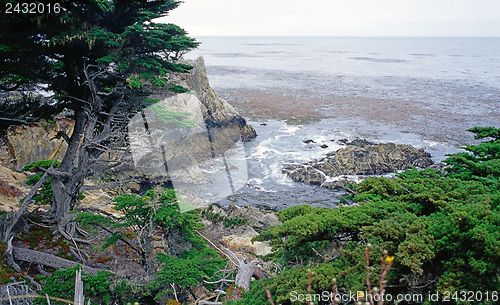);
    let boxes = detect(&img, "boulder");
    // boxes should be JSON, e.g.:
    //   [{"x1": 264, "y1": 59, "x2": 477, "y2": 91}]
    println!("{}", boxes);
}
[
  {"x1": 284, "y1": 140, "x2": 433, "y2": 187},
  {"x1": 225, "y1": 204, "x2": 281, "y2": 229},
  {"x1": 79, "y1": 189, "x2": 117, "y2": 216},
  {"x1": 221, "y1": 227, "x2": 272, "y2": 257}
]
